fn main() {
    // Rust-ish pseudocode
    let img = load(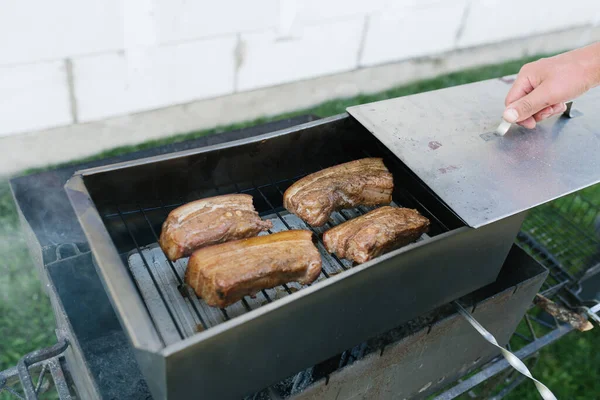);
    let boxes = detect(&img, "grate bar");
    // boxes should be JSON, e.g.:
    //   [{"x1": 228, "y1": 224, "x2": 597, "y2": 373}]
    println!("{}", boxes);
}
[
  {"x1": 34, "y1": 363, "x2": 47, "y2": 394},
  {"x1": 241, "y1": 298, "x2": 252, "y2": 312},
  {"x1": 281, "y1": 283, "x2": 293, "y2": 295},
  {"x1": 524, "y1": 314, "x2": 538, "y2": 341},
  {"x1": 138, "y1": 206, "x2": 183, "y2": 285},
  {"x1": 221, "y1": 309, "x2": 230, "y2": 320},
  {"x1": 261, "y1": 290, "x2": 272, "y2": 303},
  {"x1": 139, "y1": 204, "x2": 209, "y2": 331},
  {"x1": 116, "y1": 206, "x2": 184, "y2": 342},
  {"x1": 527, "y1": 316, "x2": 558, "y2": 331},
  {"x1": 513, "y1": 331, "x2": 533, "y2": 343}
]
